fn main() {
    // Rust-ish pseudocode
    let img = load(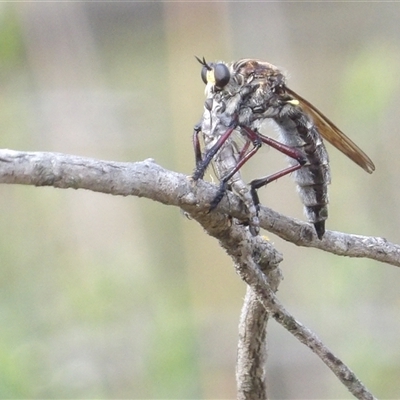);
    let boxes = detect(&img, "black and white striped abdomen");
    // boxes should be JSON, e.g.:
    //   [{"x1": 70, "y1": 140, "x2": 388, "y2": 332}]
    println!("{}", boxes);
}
[{"x1": 273, "y1": 105, "x2": 331, "y2": 234}]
